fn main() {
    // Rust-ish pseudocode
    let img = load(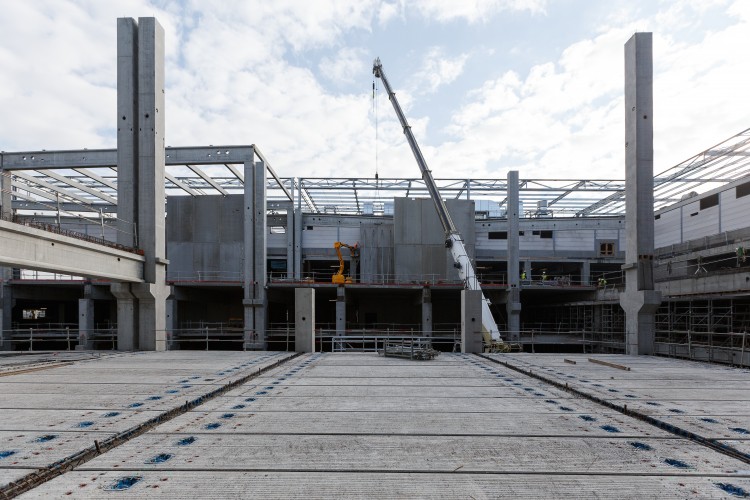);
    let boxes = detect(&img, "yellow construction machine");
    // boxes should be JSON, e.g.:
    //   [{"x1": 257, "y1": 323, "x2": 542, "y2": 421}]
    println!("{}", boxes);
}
[{"x1": 332, "y1": 241, "x2": 359, "y2": 284}]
